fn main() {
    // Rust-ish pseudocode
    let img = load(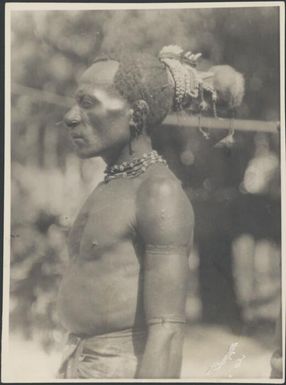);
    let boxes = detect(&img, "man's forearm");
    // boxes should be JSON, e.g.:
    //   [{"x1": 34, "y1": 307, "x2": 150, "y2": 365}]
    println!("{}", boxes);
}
[{"x1": 136, "y1": 323, "x2": 185, "y2": 379}]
